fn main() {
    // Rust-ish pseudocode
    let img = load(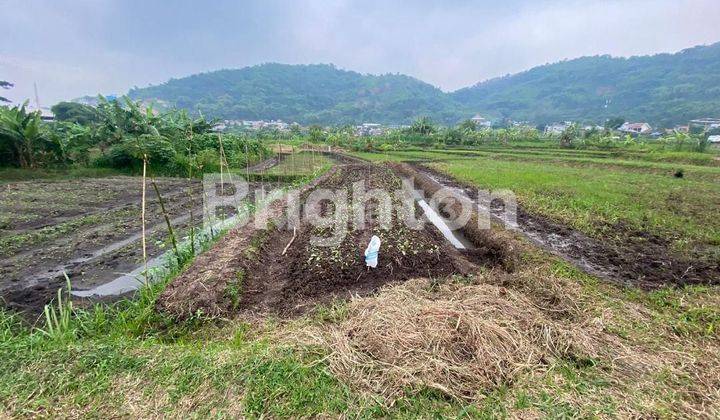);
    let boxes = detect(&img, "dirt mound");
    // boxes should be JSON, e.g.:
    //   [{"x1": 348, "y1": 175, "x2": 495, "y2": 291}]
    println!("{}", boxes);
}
[
  {"x1": 156, "y1": 167, "x2": 341, "y2": 319},
  {"x1": 237, "y1": 164, "x2": 482, "y2": 316},
  {"x1": 318, "y1": 278, "x2": 591, "y2": 402}
]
